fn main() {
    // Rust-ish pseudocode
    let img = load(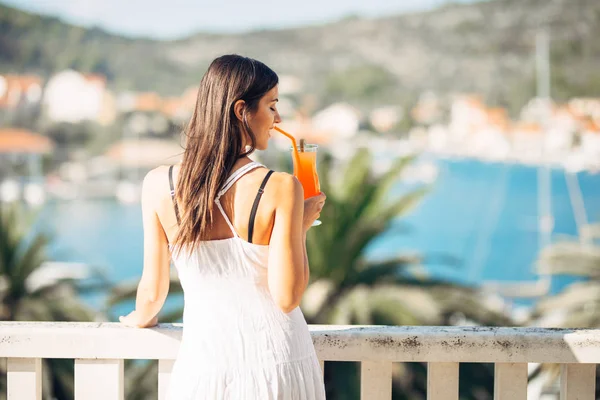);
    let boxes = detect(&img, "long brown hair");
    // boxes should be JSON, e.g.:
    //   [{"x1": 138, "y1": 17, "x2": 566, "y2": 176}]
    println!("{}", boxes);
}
[{"x1": 174, "y1": 54, "x2": 278, "y2": 251}]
